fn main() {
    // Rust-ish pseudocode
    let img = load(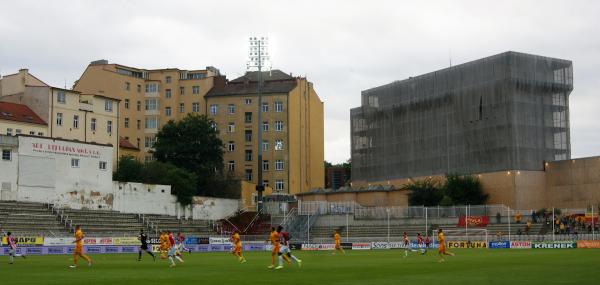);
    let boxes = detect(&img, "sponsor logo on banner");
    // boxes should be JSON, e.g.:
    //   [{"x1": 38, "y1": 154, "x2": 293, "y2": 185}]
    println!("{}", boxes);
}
[
  {"x1": 289, "y1": 243, "x2": 302, "y2": 250},
  {"x1": 44, "y1": 237, "x2": 75, "y2": 246},
  {"x1": 47, "y1": 247, "x2": 66, "y2": 254},
  {"x1": 489, "y1": 241, "x2": 510, "y2": 249},
  {"x1": 209, "y1": 237, "x2": 231, "y2": 245},
  {"x1": 371, "y1": 242, "x2": 390, "y2": 249},
  {"x1": 301, "y1": 244, "x2": 335, "y2": 251},
  {"x1": 25, "y1": 247, "x2": 43, "y2": 255},
  {"x1": 352, "y1": 243, "x2": 372, "y2": 250},
  {"x1": 184, "y1": 237, "x2": 201, "y2": 245},
  {"x1": 113, "y1": 237, "x2": 139, "y2": 245},
  {"x1": 577, "y1": 240, "x2": 600, "y2": 249},
  {"x1": 105, "y1": 246, "x2": 120, "y2": 253},
  {"x1": 2, "y1": 236, "x2": 44, "y2": 246},
  {"x1": 121, "y1": 246, "x2": 137, "y2": 253},
  {"x1": 532, "y1": 241, "x2": 576, "y2": 249},
  {"x1": 86, "y1": 246, "x2": 102, "y2": 253},
  {"x1": 510, "y1": 241, "x2": 531, "y2": 249},
  {"x1": 447, "y1": 241, "x2": 487, "y2": 249},
  {"x1": 457, "y1": 216, "x2": 489, "y2": 227}
]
